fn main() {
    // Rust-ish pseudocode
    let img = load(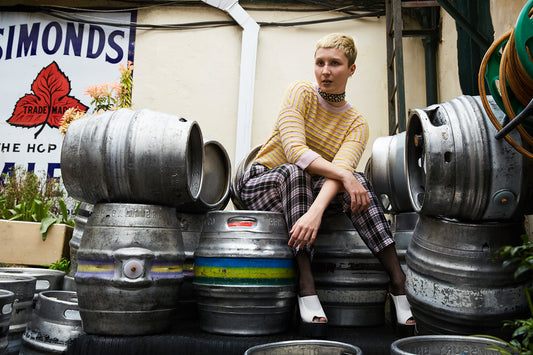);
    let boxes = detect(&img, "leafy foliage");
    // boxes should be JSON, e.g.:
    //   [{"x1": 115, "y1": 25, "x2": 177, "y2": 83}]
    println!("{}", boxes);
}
[
  {"x1": 0, "y1": 167, "x2": 78, "y2": 240},
  {"x1": 46, "y1": 257, "x2": 71, "y2": 274},
  {"x1": 493, "y1": 234, "x2": 533, "y2": 354}
]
